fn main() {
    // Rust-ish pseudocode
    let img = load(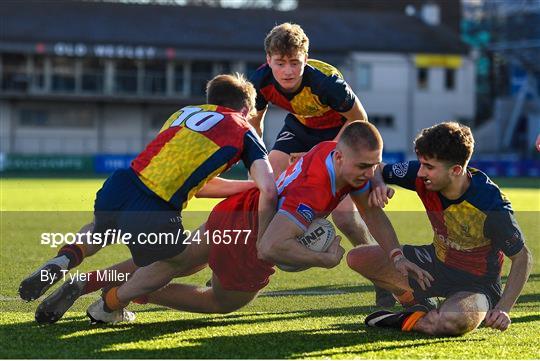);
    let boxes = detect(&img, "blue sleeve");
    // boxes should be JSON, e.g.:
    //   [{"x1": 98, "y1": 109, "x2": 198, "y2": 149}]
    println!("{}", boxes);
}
[
  {"x1": 484, "y1": 202, "x2": 525, "y2": 257},
  {"x1": 320, "y1": 76, "x2": 356, "y2": 113},
  {"x1": 382, "y1": 161, "x2": 420, "y2": 191},
  {"x1": 241, "y1": 129, "x2": 268, "y2": 170},
  {"x1": 255, "y1": 88, "x2": 268, "y2": 111},
  {"x1": 248, "y1": 67, "x2": 269, "y2": 112}
]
